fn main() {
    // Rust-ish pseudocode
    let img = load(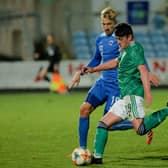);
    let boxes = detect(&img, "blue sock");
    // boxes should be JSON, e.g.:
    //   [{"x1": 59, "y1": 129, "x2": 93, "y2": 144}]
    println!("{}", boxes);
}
[
  {"x1": 110, "y1": 120, "x2": 133, "y2": 131},
  {"x1": 79, "y1": 117, "x2": 89, "y2": 149}
]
